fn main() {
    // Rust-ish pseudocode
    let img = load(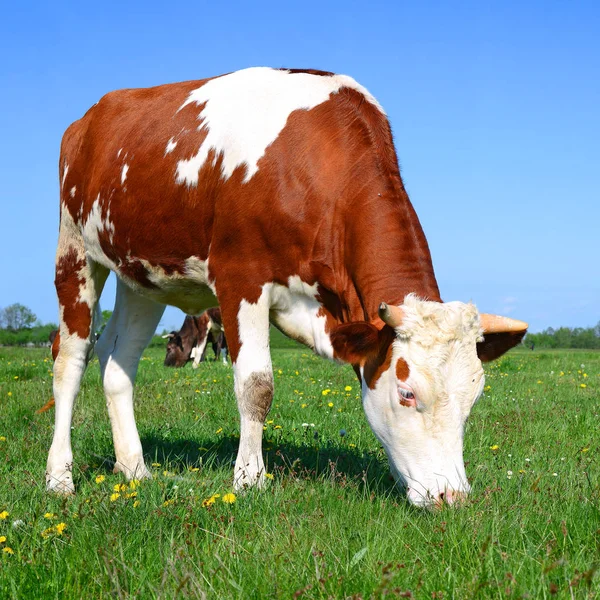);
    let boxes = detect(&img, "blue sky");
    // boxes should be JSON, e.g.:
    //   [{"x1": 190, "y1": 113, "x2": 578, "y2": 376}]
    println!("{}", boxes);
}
[{"x1": 1, "y1": 0, "x2": 598, "y2": 333}]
